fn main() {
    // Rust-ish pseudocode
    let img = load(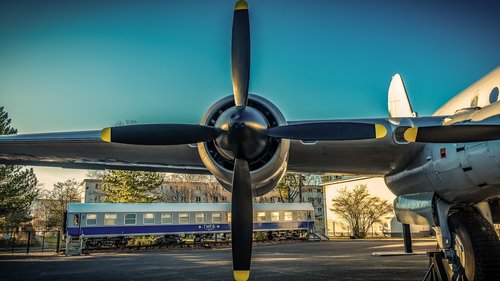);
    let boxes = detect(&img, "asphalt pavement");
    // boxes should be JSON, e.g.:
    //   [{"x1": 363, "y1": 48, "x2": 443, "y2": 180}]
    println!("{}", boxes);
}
[{"x1": 0, "y1": 239, "x2": 436, "y2": 281}]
